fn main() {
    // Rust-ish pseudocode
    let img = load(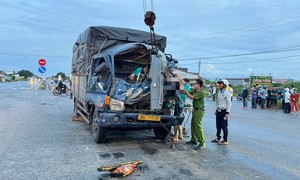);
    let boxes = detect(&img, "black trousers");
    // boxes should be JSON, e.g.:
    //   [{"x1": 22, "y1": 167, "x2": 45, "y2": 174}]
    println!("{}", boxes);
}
[
  {"x1": 284, "y1": 103, "x2": 291, "y2": 113},
  {"x1": 282, "y1": 99, "x2": 285, "y2": 110},
  {"x1": 267, "y1": 97, "x2": 271, "y2": 108},
  {"x1": 216, "y1": 110, "x2": 228, "y2": 142}
]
